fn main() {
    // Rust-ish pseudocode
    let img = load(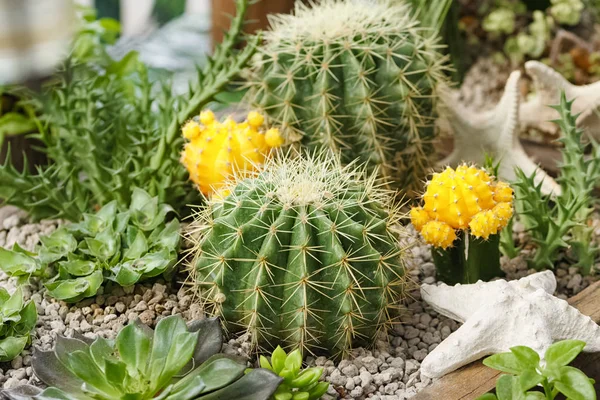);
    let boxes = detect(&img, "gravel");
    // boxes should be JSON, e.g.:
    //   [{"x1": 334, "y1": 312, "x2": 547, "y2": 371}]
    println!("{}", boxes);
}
[{"x1": 0, "y1": 205, "x2": 598, "y2": 399}]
